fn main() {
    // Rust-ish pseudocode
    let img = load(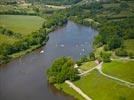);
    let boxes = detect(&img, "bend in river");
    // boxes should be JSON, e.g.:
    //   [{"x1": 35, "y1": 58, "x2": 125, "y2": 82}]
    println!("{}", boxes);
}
[{"x1": 0, "y1": 21, "x2": 98, "y2": 100}]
